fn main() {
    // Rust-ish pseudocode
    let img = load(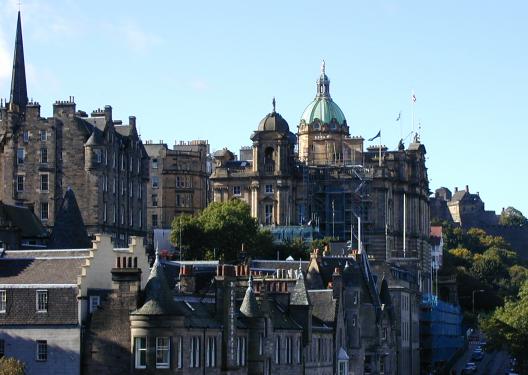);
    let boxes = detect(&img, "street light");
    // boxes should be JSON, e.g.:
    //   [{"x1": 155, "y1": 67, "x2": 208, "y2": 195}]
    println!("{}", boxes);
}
[{"x1": 472, "y1": 289, "x2": 485, "y2": 314}]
